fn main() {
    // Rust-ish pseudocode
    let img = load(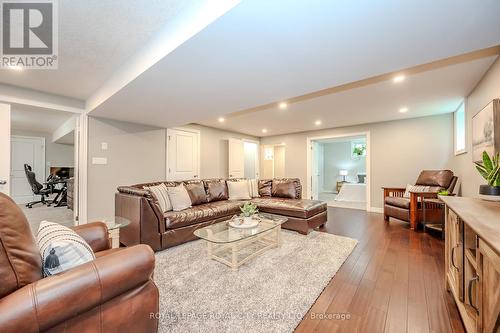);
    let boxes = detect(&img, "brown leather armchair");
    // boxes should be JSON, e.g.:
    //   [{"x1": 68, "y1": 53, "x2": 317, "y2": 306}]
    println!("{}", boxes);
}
[
  {"x1": 0, "y1": 192, "x2": 159, "y2": 333},
  {"x1": 383, "y1": 170, "x2": 458, "y2": 230}
]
